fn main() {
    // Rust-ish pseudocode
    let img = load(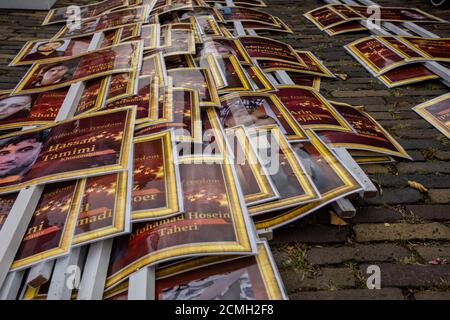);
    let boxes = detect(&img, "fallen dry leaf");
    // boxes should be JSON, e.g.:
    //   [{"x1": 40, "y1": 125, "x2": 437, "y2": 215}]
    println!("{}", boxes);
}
[
  {"x1": 329, "y1": 212, "x2": 348, "y2": 226},
  {"x1": 408, "y1": 181, "x2": 428, "y2": 193},
  {"x1": 335, "y1": 73, "x2": 348, "y2": 81}
]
